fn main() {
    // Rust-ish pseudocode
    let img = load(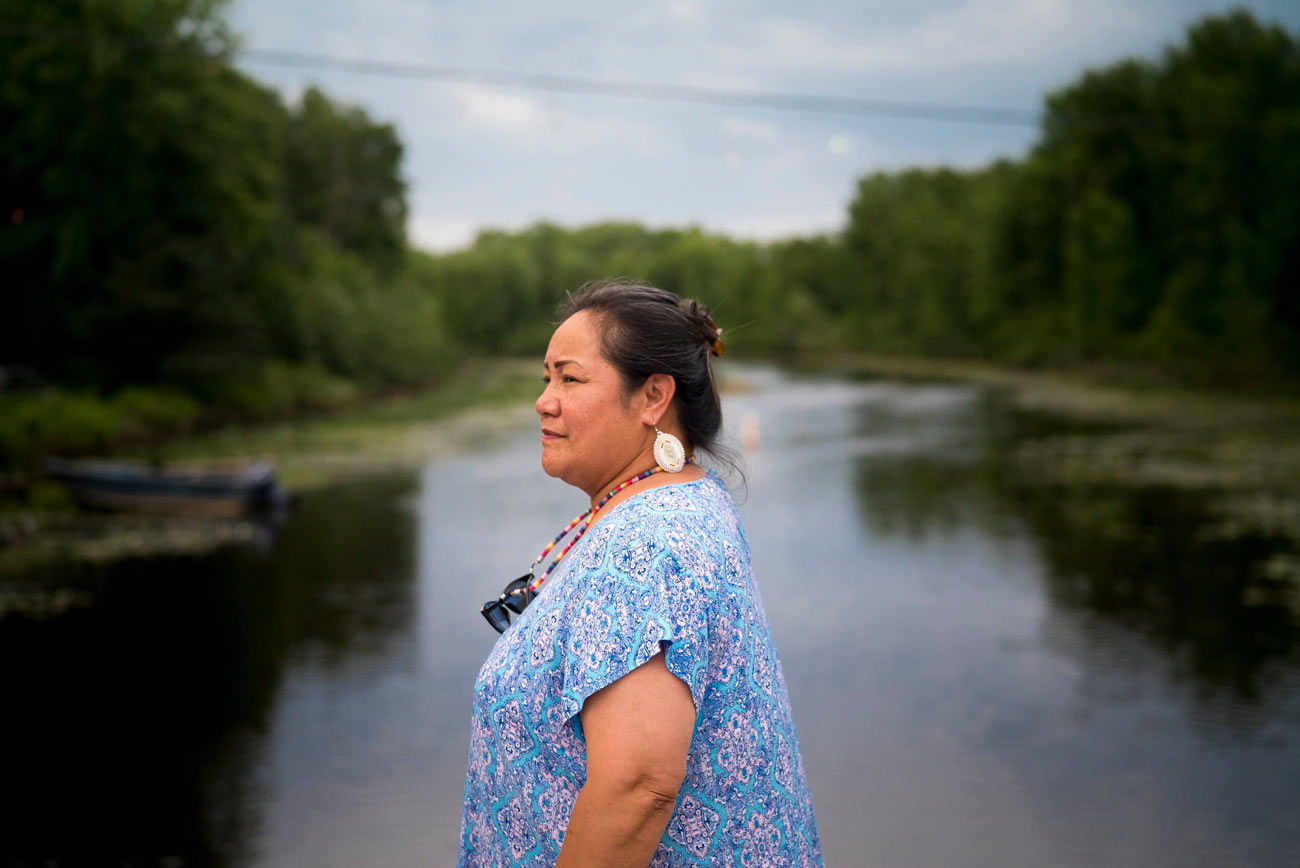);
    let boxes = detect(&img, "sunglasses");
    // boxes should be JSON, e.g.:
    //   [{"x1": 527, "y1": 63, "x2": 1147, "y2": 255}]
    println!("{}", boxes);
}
[
  {"x1": 481, "y1": 574, "x2": 537, "y2": 634},
  {"x1": 479, "y1": 460, "x2": 694, "y2": 634}
]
